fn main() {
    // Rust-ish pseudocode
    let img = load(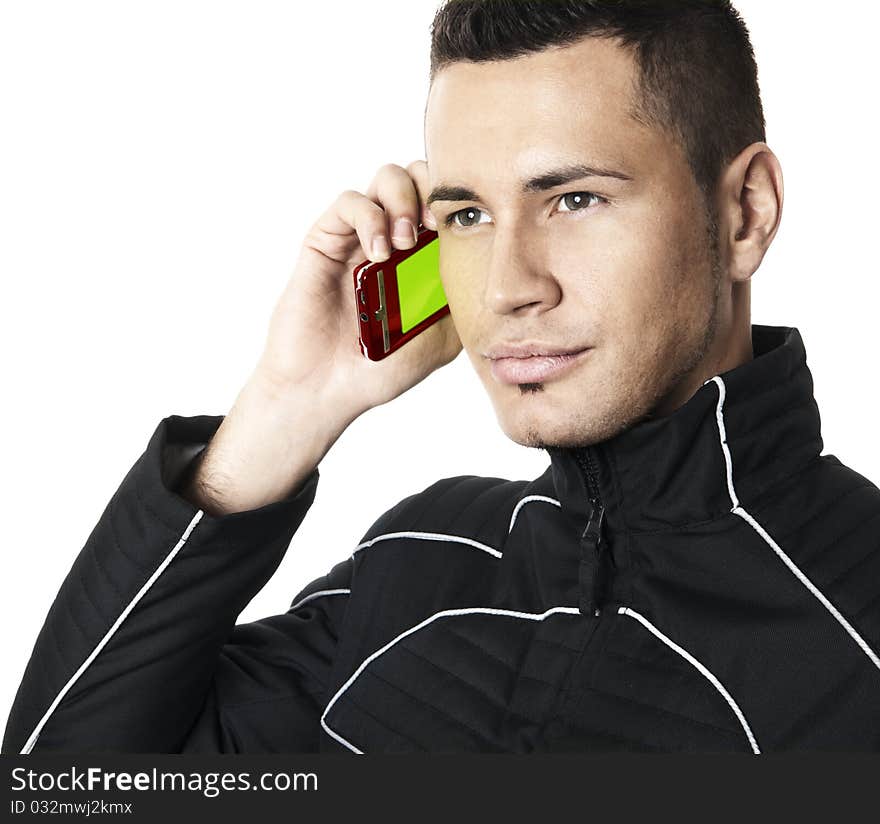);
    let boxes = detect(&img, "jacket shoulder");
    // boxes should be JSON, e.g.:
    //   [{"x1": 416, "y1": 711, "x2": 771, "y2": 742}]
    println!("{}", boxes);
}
[
  {"x1": 783, "y1": 454, "x2": 880, "y2": 651},
  {"x1": 356, "y1": 473, "x2": 533, "y2": 552}
]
